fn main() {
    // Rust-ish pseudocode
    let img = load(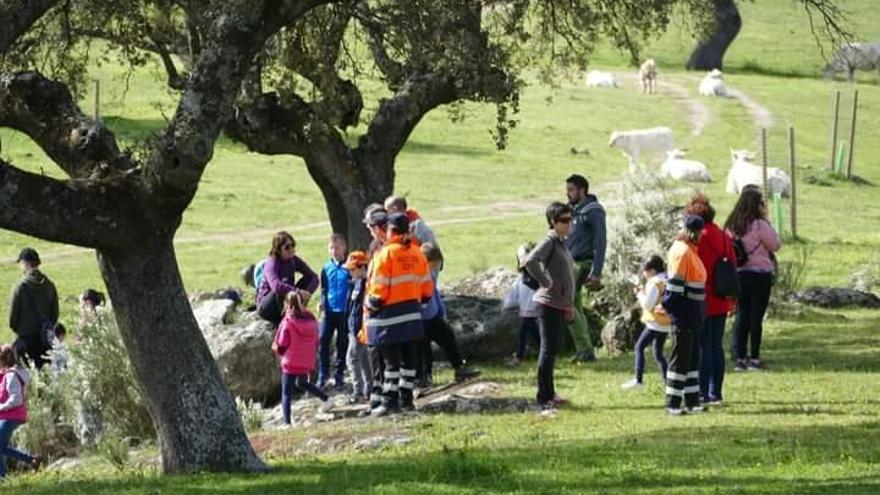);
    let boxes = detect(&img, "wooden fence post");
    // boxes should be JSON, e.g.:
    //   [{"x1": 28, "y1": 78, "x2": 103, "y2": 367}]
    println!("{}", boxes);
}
[
  {"x1": 94, "y1": 79, "x2": 101, "y2": 121},
  {"x1": 847, "y1": 90, "x2": 858, "y2": 180},
  {"x1": 830, "y1": 90, "x2": 840, "y2": 171},
  {"x1": 789, "y1": 126, "x2": 797, "y2": 239},
  {"x1": 761, "y1": 128, "x2": 769, "y2": 193}
]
